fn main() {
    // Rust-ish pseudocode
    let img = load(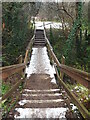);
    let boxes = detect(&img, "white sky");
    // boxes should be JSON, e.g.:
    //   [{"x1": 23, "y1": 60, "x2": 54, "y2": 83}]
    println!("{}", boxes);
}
[{"x1": 1, "y1": 0, "x2": 89, "y2": 2}]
